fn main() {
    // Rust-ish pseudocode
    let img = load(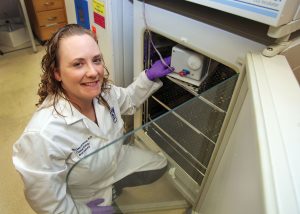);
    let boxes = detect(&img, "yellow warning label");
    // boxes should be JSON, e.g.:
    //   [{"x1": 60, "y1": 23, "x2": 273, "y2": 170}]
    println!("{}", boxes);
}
[{"x1": 93, "y1": 0, "x2": 105, "y2": 16}]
